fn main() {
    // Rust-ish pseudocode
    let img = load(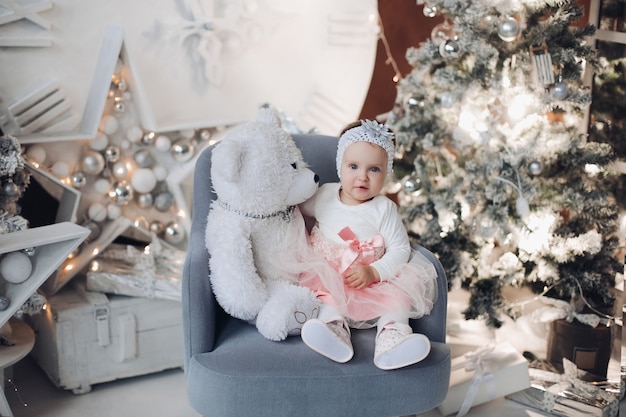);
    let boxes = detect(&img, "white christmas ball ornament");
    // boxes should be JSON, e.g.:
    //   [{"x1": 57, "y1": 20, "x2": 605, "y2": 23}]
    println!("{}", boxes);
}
[
  {"x1": 0, "y1": 252, "x2": 32, "y2": 284},
  {"x1": 88, "y1": 202, "x2": 108, "y2": 222},
  {"x1": 498, "y1": 16, "x2": 520, "y2": 42},
  {"x1": 81, "y1": 150, "x2": 106, "y2": 176},
  {"x1": 90, "y1": 132, "x2": 109, "y2": 151},
  {"x1": 51, "y1": 161, "x2": 71, "y2": 179},
  {"x1": 131, "y1": 168, "x2": 157, "y2": 194},
  {"x1": 26, "y1": 145, "x2": 46, "y2": 165},
  {"x1": 153, "y1": 165, "x2": 168, "y2": 181},
  {"x1": 112, "y1": 161, "x2": 128, "y2": 178},
  {"x1": 107, "y1": 204, "x2": 122, "y2": 220},
  {"x1": 99, "y1": 115, "x2": 119, "y2": 135},
  {"x1": 126, "y1": 125, "x2": 144, "y2": 143},
  {"x1": 94, "y1": 178, "x2": 110, "y2": 194},
  {"x1": 155, "y1": 135, "x2": 172, "y2": 152}
]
